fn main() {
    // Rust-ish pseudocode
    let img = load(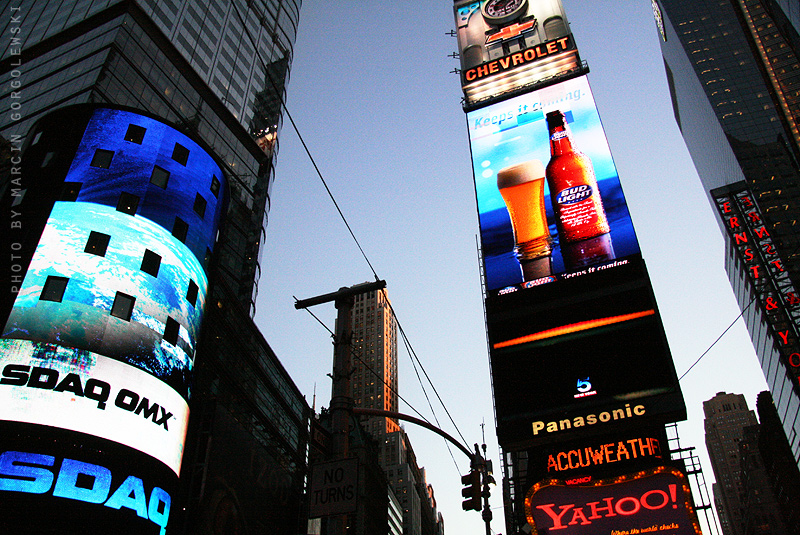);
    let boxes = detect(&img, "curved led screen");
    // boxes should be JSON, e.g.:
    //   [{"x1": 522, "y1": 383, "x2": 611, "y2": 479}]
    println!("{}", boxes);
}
[{"x1": 1, "y1": 104, "x2": 228, "y2": 508}]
